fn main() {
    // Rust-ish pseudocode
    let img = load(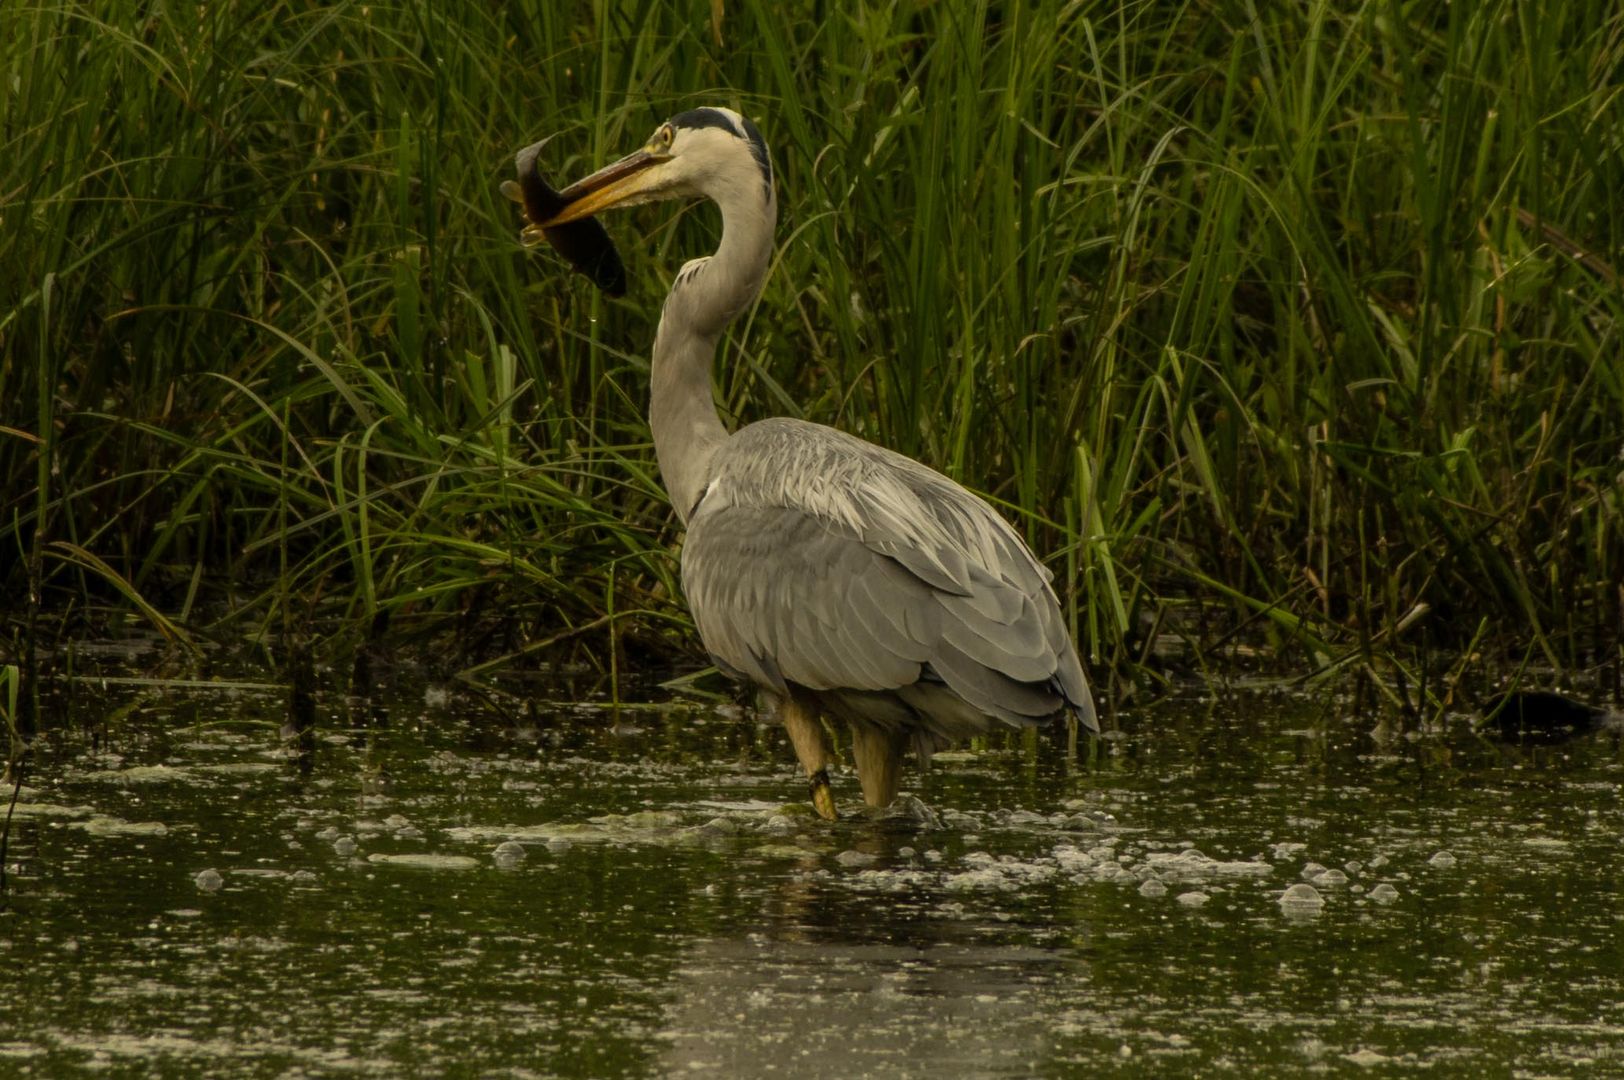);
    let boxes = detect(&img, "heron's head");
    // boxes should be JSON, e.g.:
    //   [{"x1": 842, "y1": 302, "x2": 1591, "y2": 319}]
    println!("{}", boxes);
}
[{"x1": 542, "y1": 107, "x2": 774, "y2": 227}]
